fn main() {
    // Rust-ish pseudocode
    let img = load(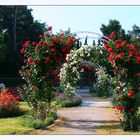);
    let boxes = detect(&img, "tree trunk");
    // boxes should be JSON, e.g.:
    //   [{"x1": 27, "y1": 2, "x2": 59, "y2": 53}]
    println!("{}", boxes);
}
[{"x1": 13, "y1": 6, "x2": 17, "y2": 49}]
